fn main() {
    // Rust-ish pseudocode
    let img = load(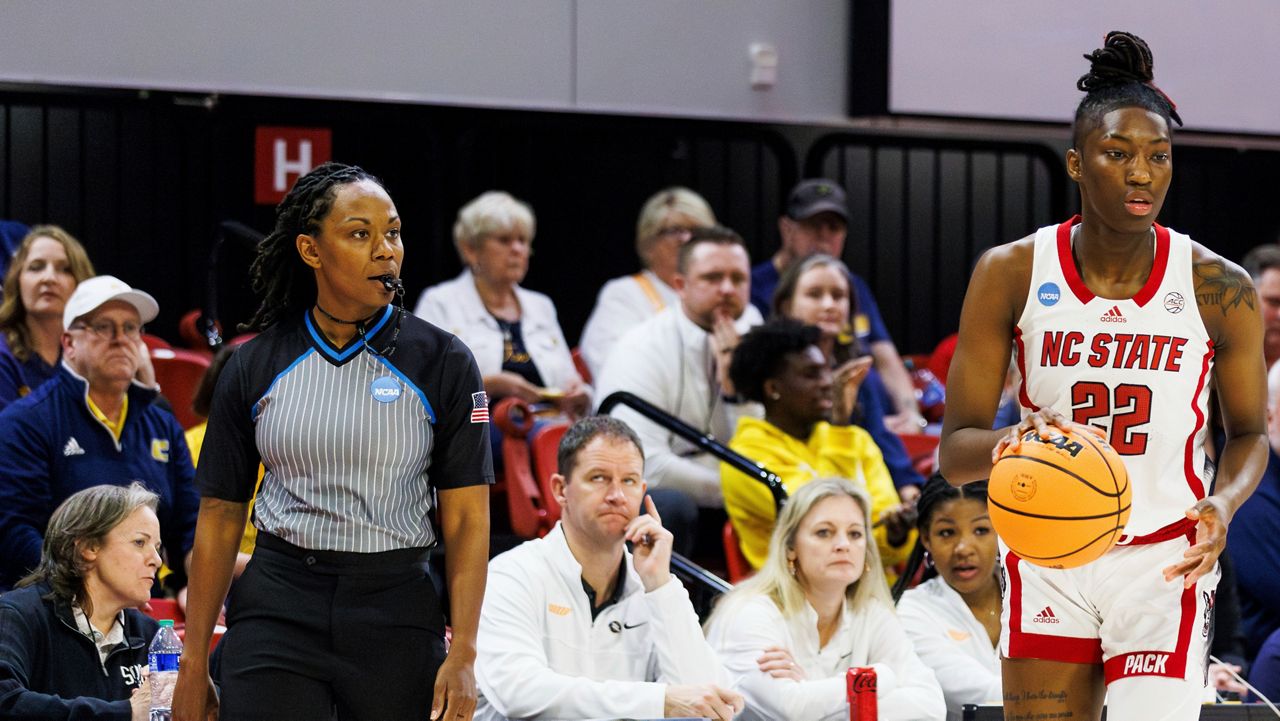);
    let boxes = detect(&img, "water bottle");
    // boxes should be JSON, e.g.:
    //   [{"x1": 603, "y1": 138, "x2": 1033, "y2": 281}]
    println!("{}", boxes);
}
[
  {"x1": 915, "y1": 368, "x2": 946, "y2": 409},
  {"x1": 148, "y1": 619, "x2": 182, "y2": 721}
]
